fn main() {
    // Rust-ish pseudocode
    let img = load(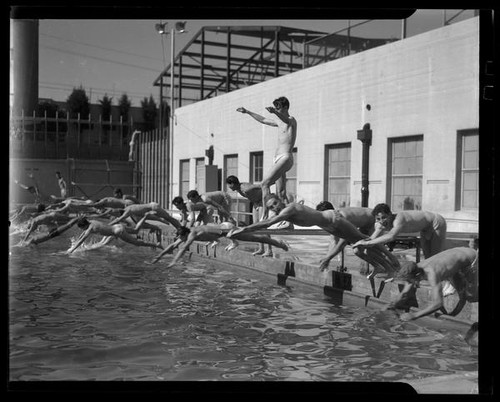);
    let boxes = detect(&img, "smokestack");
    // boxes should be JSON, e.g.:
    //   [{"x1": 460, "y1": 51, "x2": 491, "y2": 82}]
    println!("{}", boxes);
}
[{"x1": 11, "y1": 19, "x2": 39, "y2": 116}]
